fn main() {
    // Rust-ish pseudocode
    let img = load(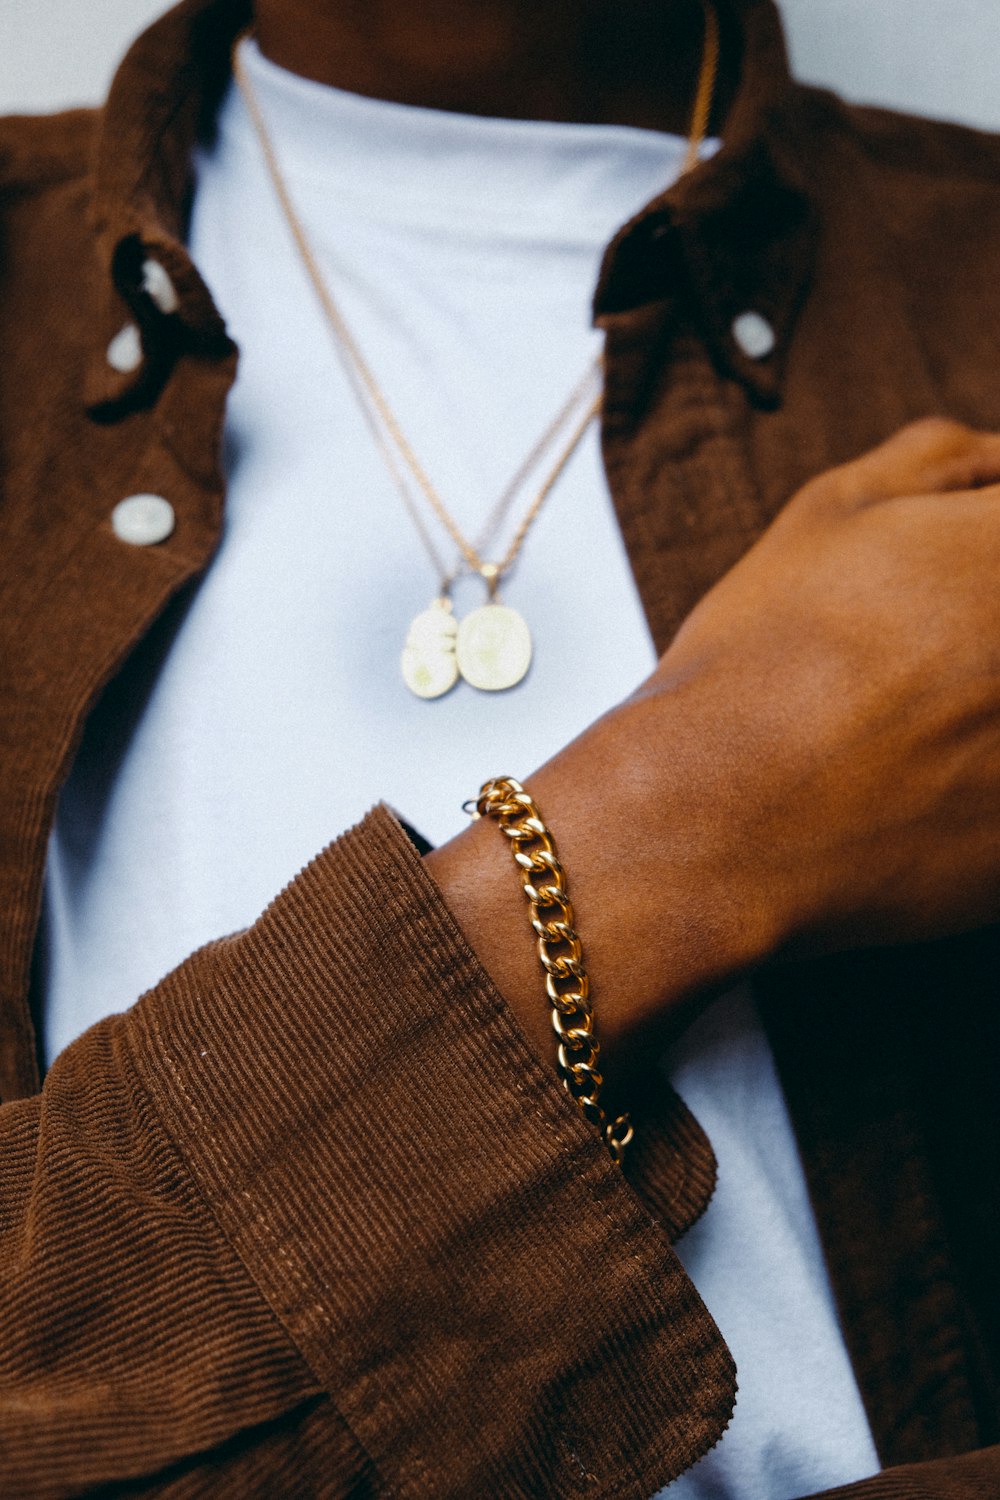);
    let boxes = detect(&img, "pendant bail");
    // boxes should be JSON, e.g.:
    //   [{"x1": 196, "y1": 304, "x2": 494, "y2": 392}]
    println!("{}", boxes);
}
[{"x1": 480, "y1": 561, "x2": 501, "y2": 599}]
